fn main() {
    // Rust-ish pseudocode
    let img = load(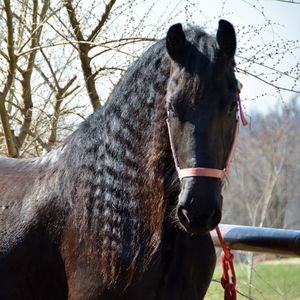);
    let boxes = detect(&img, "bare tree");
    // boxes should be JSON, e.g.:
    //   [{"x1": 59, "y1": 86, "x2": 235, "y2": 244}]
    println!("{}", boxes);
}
[
  {"x1": 223, "y1": 100, "x2": 300, "y2": 229},
  {"x1": 0, "y1": 0, "x2": 159, "y2": 156}
]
